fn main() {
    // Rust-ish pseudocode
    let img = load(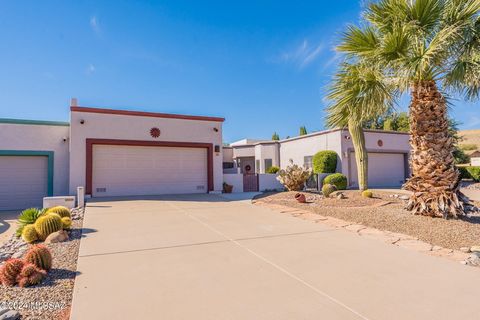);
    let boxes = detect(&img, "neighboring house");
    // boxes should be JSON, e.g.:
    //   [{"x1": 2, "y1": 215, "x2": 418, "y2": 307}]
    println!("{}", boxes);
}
[
  {"x1": 225, "y1": 129, "x2": 411, "y2": 189},
  {"x1": 0, "y1": 100, "x2": 224, "y2": 210},
  {"x1": 471, "y1": 151, "x2": 480, "y2": 166}
]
